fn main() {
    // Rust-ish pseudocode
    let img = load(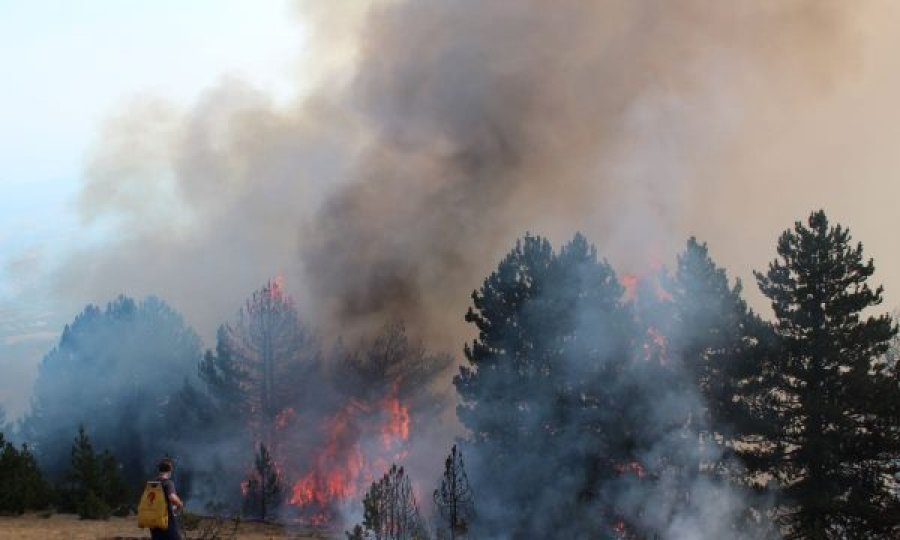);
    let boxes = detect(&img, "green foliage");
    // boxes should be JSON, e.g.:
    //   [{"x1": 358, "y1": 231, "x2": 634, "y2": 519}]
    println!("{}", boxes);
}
[
  {"x1": 0, "y1": 431, "x2": 50, "y2": 514},
  {"x1": 78, "y1": 490, "x2": 111, "y2": 520},
  {"x1": 242, "y1": 442, "x2": 283, "y2": 520},
  {"x1": 742, "y1": 210, "x2": 900, "y2": 538},
  {"x1": 59, "y1": 426, "x2": 128, "y2": 519}
]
